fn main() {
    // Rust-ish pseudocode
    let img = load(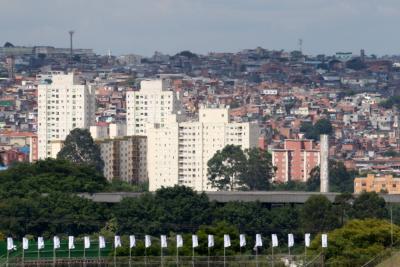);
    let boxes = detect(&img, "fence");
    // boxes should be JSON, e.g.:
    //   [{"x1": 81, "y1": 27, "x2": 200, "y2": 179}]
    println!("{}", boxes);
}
[{"x1": 0, "y1": 254, "x2": 326, "y2": 267}]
